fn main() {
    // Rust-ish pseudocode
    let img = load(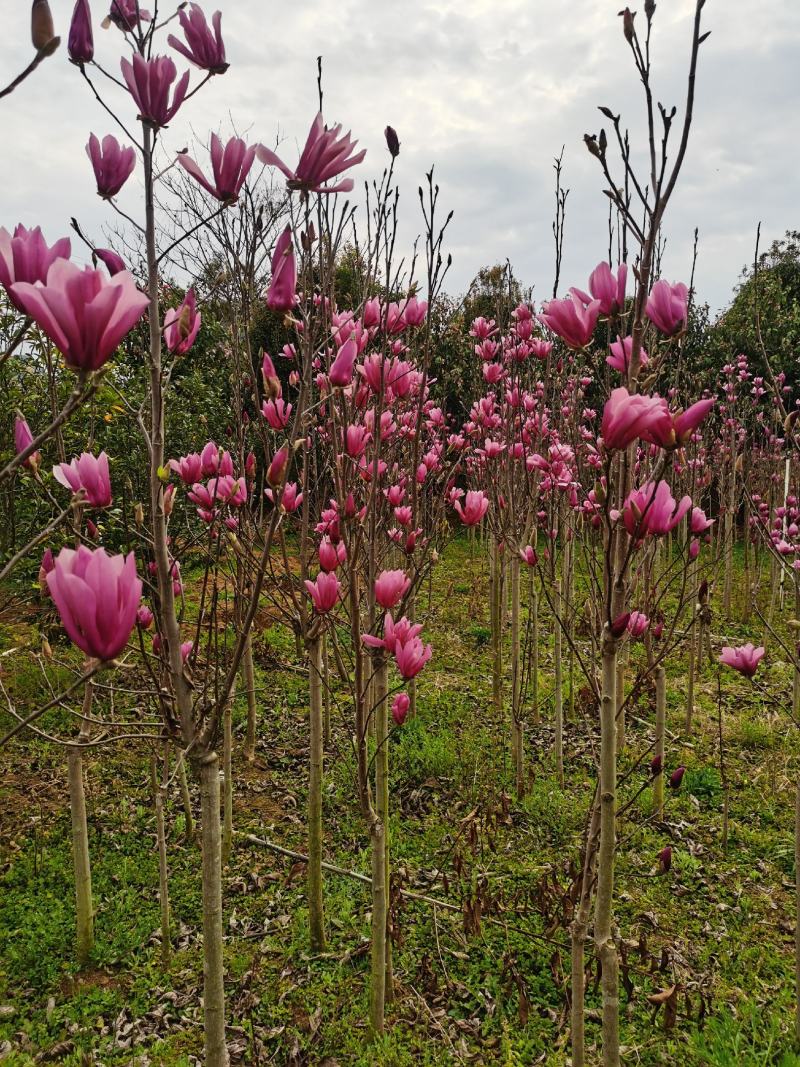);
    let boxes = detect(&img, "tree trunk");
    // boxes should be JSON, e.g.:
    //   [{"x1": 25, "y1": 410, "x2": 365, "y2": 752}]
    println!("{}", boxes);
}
[
  {"x1": 68, "y1": 681, "x2": 94, "y2": 966},
  {"x1": 595, "y1": 639, "x2": 620, "y2": 1067},
  {"x1": 242, "y1": 634, "x2": 257, "y2": 762},
  {"x1": 369, "y1": 815, "x2": 387, "y2": 1036},
  {"x1": 198, "y1": 752, "x2": 228, "y2": 1066},
  {"x1": 570, "y1": 797, "x2": 601, "y2": 1067},
  {"x1": 177, "y1": 753, "x2": 194, "y2": 842},
  {"x1": 554, "y1": 578, "x2": 564, "y2": 788},
  {"x1": 795, "y1": 776, "x2": 800, "y2": 1046},
  {"x1": 374, "y1": 652, "x2": 393, "y2": 1003},
  {"x1": 308, "y1": 635, "x2": 326, "y2": 951},
  {"x1": 654, "y1": 666, "x2": 666, "y2": 817},
  {"x1": 222, "y1": 702, "x2": 233, "y2": 865},
  {"x1": 151, "y1": 749, "x2": 171, "y2": 967},
  {"x1": 510, "y1": 555, "x2": 524, "y2": 798}
]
